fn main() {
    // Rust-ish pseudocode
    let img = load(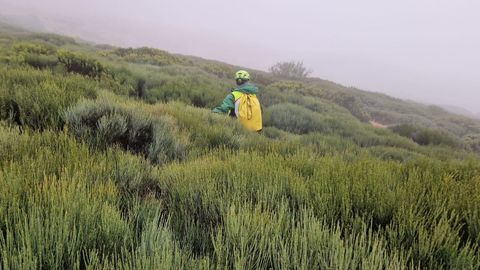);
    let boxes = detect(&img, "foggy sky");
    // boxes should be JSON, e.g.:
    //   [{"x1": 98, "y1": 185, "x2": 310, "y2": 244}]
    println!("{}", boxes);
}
[{"x1": 1, "y1": 0, "x2": 479, "y2": 113}]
